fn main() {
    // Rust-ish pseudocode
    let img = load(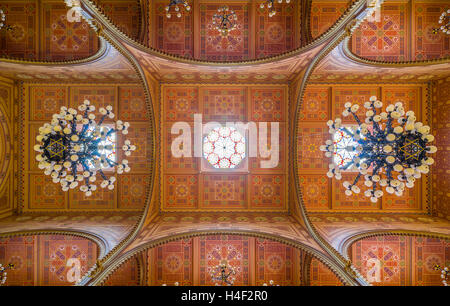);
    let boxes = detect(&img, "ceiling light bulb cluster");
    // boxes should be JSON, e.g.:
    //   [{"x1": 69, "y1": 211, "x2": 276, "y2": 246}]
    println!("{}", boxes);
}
[
  {"x1": 212, "y1": 6, "x2": 237, "y2": 36},
  {"x1": 165, "y1": 0, "x2": 191, "y2": 18},
  {"x1": 320, "y1": 96, "x2": 436, "y2": 203},
  {"x1": 260, "y1": 0, "x2": 290, "y2": 17},
  {"x1": 34, "y1": 100, "x2": 136, "y2": 197},
  {"x1": 432, "y1": 9, "x2": 450, "y2": 35},
  {"x1": 434, "y1": 265, "x2": 449, "y2": 286},
  {"x1": 0, "y1": 9, "x2": 13, "y2": 31},
  {"x1": 0, "y1": 263, "x2": 14, "y2": 286}
]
